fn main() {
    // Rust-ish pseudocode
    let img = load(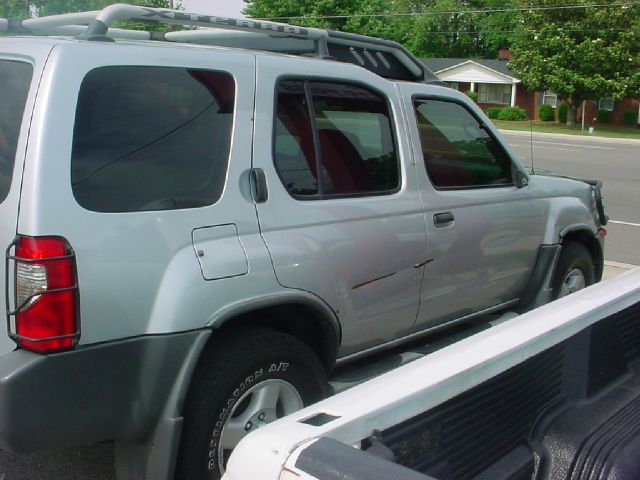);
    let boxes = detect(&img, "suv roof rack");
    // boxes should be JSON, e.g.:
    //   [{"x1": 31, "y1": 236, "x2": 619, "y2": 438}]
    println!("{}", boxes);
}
[{"x1": 0, "y1": 3, "x2": 440, "y2": 83}]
